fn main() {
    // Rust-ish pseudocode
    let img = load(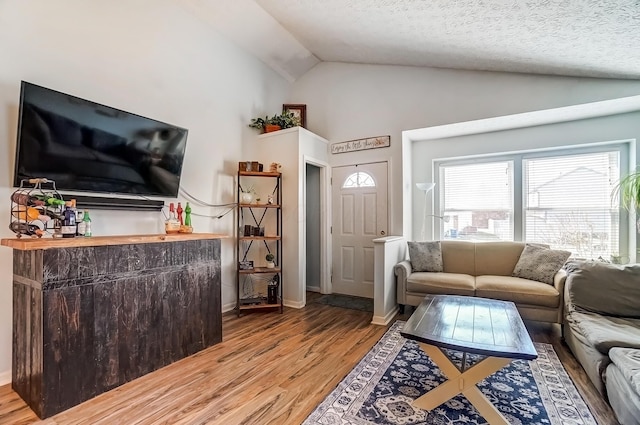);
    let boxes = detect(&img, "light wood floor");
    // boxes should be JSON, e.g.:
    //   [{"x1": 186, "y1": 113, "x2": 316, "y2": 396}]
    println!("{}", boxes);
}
[{"x1": 0, "y1": 295, "x2": 618, "y2": 424}]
